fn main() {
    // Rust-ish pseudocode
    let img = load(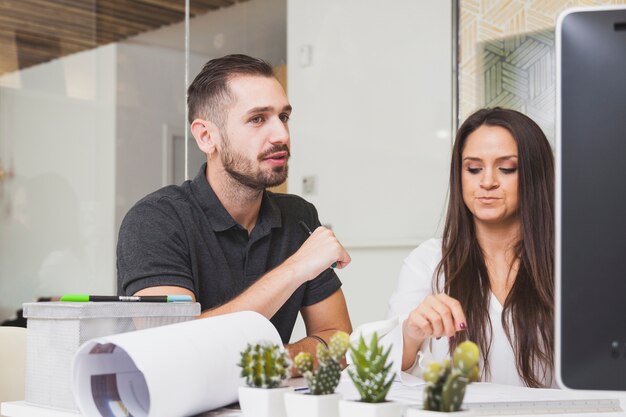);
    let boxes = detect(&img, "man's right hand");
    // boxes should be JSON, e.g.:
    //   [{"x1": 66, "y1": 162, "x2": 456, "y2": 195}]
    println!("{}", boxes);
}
[{"x1": 284, "y1": 226, "x2": 351, "y2": 283}]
